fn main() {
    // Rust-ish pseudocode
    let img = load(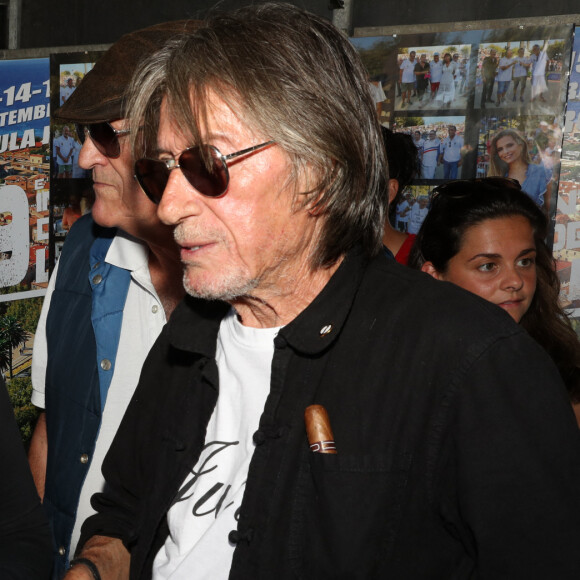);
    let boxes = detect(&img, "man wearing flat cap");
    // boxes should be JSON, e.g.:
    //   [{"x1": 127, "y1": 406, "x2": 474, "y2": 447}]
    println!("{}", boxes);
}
[
  {"x1": 28, "y1": 20, "x2": 198, "y2": 579},
  {"x1": 68, "y1": 4, "x2": 580, "y2": 580}
]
